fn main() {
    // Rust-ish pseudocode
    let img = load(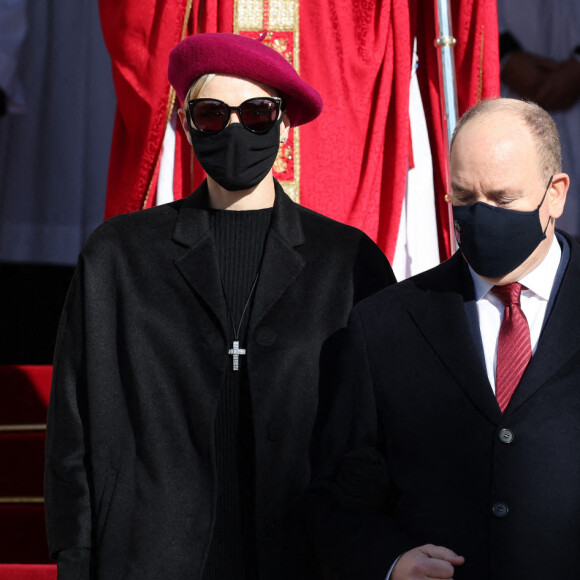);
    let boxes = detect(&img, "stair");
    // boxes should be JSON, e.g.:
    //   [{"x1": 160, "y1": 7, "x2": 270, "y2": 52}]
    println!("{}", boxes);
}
[{"x1": 0, "y1": 365, "x2": 56, "y2": 577}]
